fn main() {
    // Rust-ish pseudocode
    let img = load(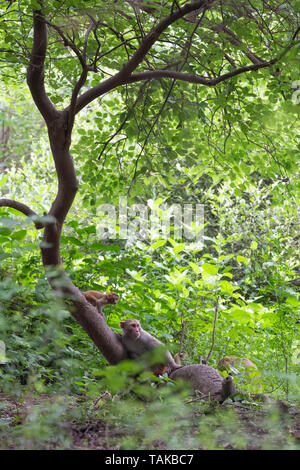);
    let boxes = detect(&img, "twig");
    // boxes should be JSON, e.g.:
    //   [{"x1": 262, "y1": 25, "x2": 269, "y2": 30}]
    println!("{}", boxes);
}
[
  {"x1": 128, "y1": 78, "x2": 176, "y2": 194},
  {"x1": 185, "y1": 393, "x2": 212, "y2": 404},
  {"x1": 97, "y1": 80, "x2": 149, "y2": 160},
  {"x1": 179, "y1": 320, "x2": 186, "y2": 354},
  {"x1": 203, "y1": 296, "x2": 219, "y2": 364}
]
